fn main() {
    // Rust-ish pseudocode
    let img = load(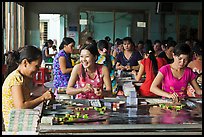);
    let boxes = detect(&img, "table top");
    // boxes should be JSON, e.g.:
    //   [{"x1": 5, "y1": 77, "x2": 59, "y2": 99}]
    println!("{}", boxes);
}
[{"x1": 39, "y1": 97, "x2": 202, "y2": 134}]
